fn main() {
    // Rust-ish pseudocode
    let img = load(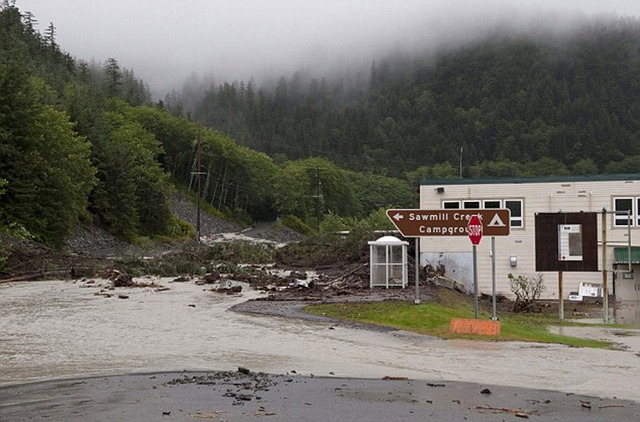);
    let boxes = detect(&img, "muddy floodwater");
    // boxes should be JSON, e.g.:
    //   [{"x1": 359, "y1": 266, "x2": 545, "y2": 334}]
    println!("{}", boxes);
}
[{"x1": 2, "y1": 279, "x2": 640, "y2": 402}]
